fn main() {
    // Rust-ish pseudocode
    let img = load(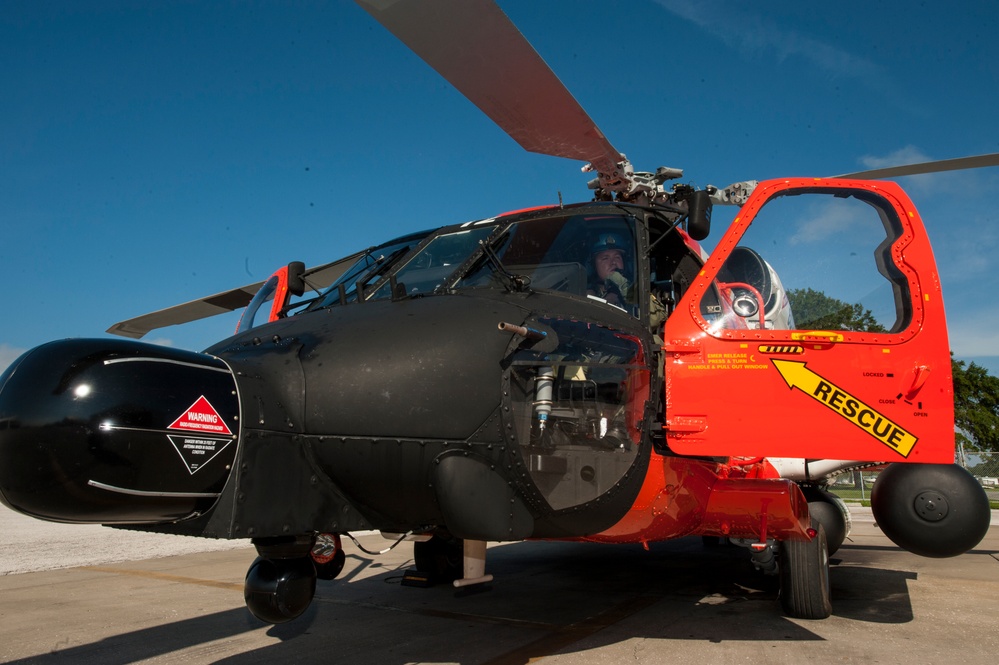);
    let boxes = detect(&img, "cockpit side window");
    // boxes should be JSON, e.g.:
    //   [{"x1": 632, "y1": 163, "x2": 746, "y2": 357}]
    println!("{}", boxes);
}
[
  {"x1": 648, "y1": 219, "x2": 707, "y2": 331},
  {"x1": 236, "y1": 273, "x2": 281, "y2": 334}
]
